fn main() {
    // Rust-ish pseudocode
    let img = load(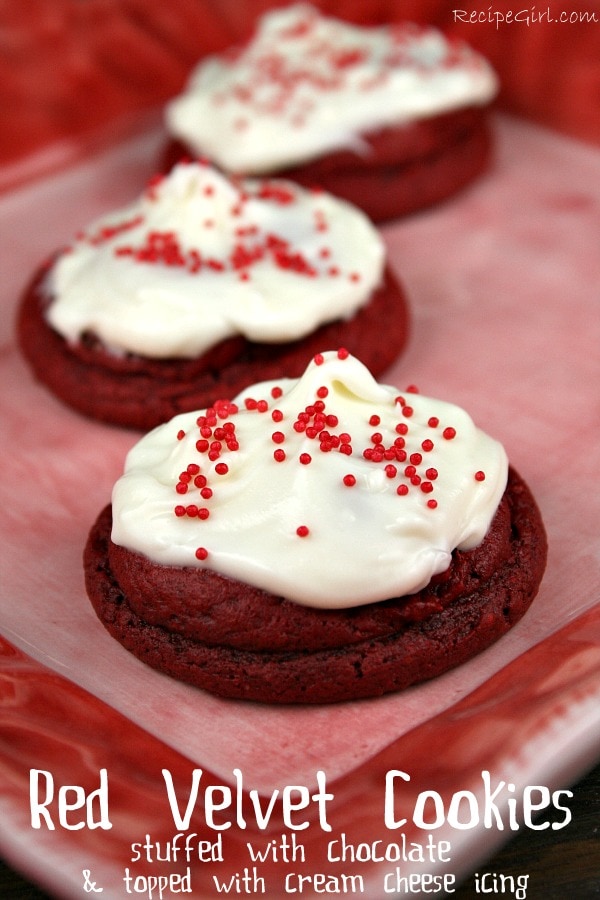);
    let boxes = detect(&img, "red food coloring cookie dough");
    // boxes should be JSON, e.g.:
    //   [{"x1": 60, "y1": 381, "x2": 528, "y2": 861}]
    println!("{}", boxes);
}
[
  {"x1": 163, "y1": 8, "x2": 498, "y2": 222},
  {"x1": 84, "y1": 350, "x2": 546, "y2": 704},
  {"x1": 85, "y1": 467, "x2": 546, "y2": 704},
  {"x1": 17, "y1": 164, "x2": 409, "y2": 432}
]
